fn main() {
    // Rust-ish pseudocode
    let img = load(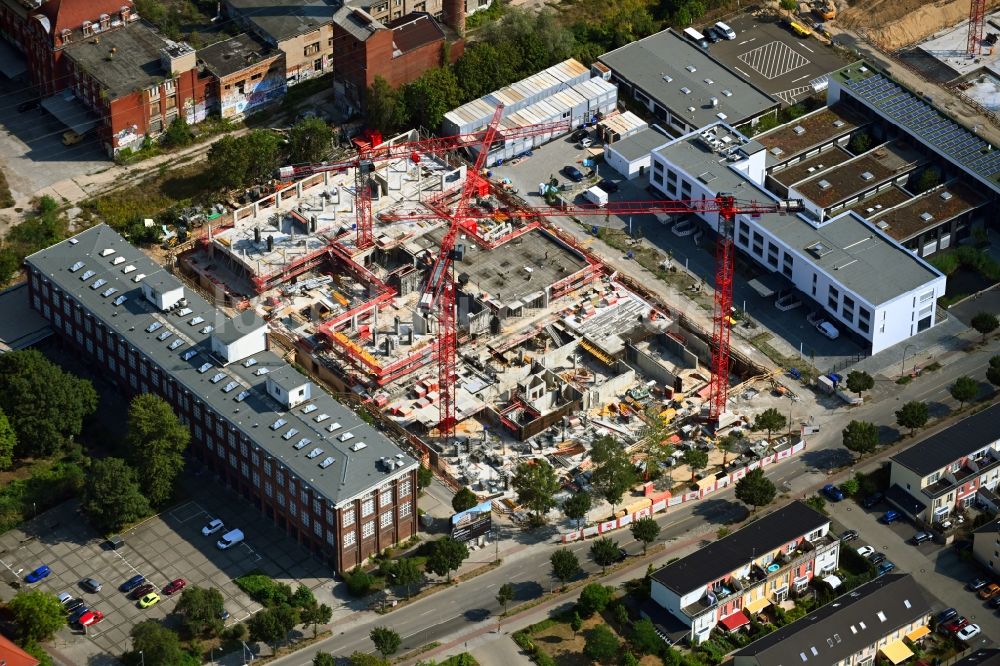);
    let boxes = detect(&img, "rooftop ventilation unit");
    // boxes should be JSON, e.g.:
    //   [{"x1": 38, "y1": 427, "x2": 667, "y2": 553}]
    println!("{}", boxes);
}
[
  {"x1": 817, "y1": 179, "x2": 832, "y2": 190},
  {"x1": 314, "y1": 413, "x2": 329, "y2": 423},
  {"x1": 255, "y1": 367, "x2": 270, "y2": 376},
  {"x1": 200, "y1": 326, "x2": 213, "y2": 334},
  {"x1": 662, "y1": 74, "x2": 673, "y2": 82},
  {"x1": 716, "y1": 112, "x2": 727, "y2": 120},
  {"x1": 319, "y1": 457, "x2": 335, "y2": 469},
  {"x1": 770, "y1": 147, "x2": 784, "y2": 156},
  {"x1": 235, "y1": 390, "x2": 251, "y2": 402},
  {"x1": 338, "y1": 432, "x2": 355, "y2": 442},
  {"x1": 722, "y1": 89, "x2": 733, "y2": 97},
  {"x1": 223, "y1": 381, "x2": 239, "y2": 393},
  {"x1": 122, "y1": 265, "x2": 136, "y2": 274},
  {"x1": 70, "y1": 261, "x2": 85, "y2": 272},
  {"x1": 792, "y1": 125, "x2": 806, "y2": 135},
  {"x1": 168, "y1": 339, "x2": 183, "y2": 350},
  {"x1": 940, "y1": 191, "x2": 953, "y2": 200},
  {"x1": 282, "y1": 428, "x2": 300, "y2": 440},
  {"x1": 181, "y1": 349, "x2": 198, "y2": 361},
  {"x1": 133, "y1": 273, "x2": 145, "y2": 283},
  {"x1": 681, "y1": 87, "x2": 691, "y2": 95},
  {"x1": 270, "y1": 418, "x2": 287, "y2": 431},
  {"x1": 91, "y1": 278, "x2": 108, "y2": 290},
  {"x1": 81, "y1": 270, "x2": 96, "y2": 281},
  {"x1": 833, "y1": 119, "x2": 846, "y2": 127},
  {"x1": 704, "y1": 78, "x2": 714, "y2": 85},
  {"x1": 112, "y1": 256, "x2": 125, "y2": 265},
  {"x1": 69, "y1": 238, "x2": 79, "y2": 245},
  {"x1": 326, "y1": 422, "x2": 342, "y2": 432},
  {"x1": 920, "y1": 212, "x2": 934, "y2": 221},
  {"x1": 302, "y1": 404, "x2": 318, "y2": 414},
  {"x1": 244, "y1": 358, "x2": 258, "y2": 367},
  {"x1": 112, "y1": 295, "x2": 128, "y2": 306},
  {"x1": 351, "y1": 441, "x2": 368, "y2": 452},
  {"x1": 307, "y1": 448, "x2": 324, "y2": 459},
  {"x1": 294, "y1": 438, "x2": 311, "y2": 450},
  {"x1": 189, "y1": 316, "x2": 205, "y2": 326},
  {"x1": 157, "y1": 330, "x2": 172, "y2": 341},
  {"x1": 211, "y1": 372, "x2": 226, "y2": 383},
  {"x1": 686, "y1": 65, "x2": 696, "y2": 72},
  {"x1": 876, "y1": 221, "x2": 891, "y2": 230},
  {"x1": 146, "y1": 322, "x2": 162, "y2": 333},
  {"x1": 198, "y1": 363, "x2": 212, "y2": 373},
  {"x1": 100, "y1": 249, "x2": 115, "y2": 257},
  {"x1": 860, "y1": 171, "x2": 874, "y2": 181},
  {"x1": 101, "y1": 287, "x2": 118, "y2": 298},
  {"x1": 806, "y1": 242, "x2": 834, "y2": 258}
]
